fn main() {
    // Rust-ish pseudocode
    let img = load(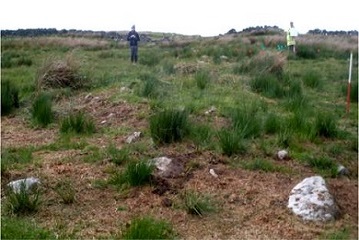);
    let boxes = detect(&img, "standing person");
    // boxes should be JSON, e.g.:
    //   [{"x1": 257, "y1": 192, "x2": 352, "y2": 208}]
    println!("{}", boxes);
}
[
  {"x1": 287, "y1": 22, "x2": 298, "y2": 53},
  {"x1": 127, "y1": 25, "x2": 140, "y2": 63}
]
